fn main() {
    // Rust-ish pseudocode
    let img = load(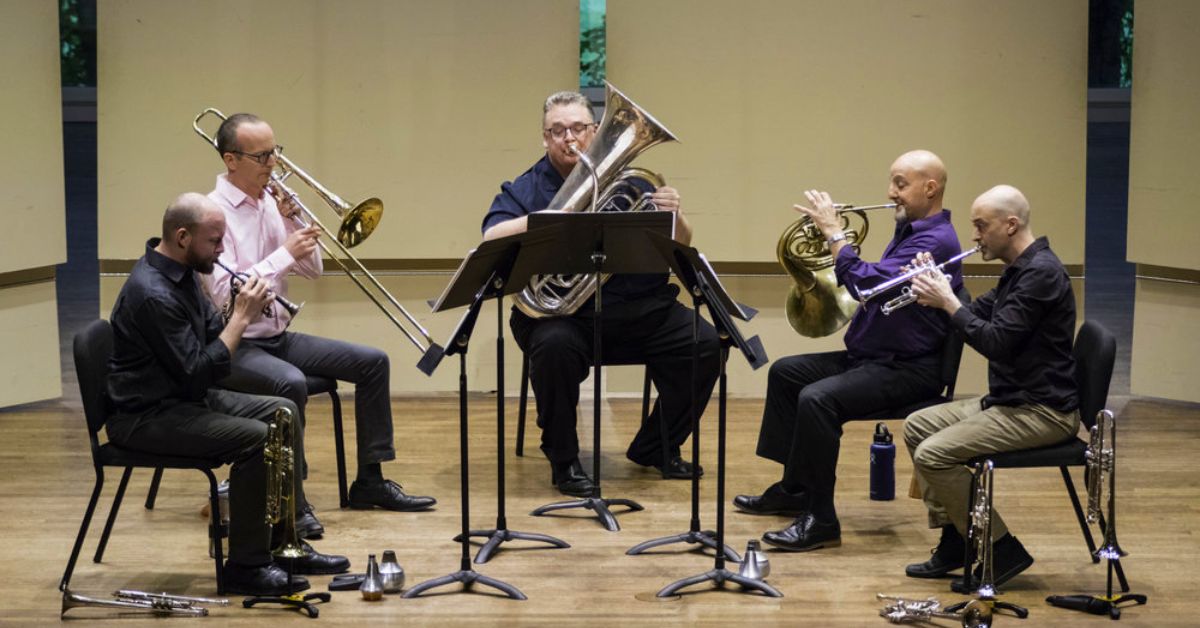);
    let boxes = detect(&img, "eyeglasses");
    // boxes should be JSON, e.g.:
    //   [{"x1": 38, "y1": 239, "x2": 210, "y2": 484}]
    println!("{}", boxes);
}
[
  {"x1": 543, "y1": 123, "x2": 597, "y2": 140},
  {"x1": 231, "y1": 145, "x2": 284, "y2": 165}
]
